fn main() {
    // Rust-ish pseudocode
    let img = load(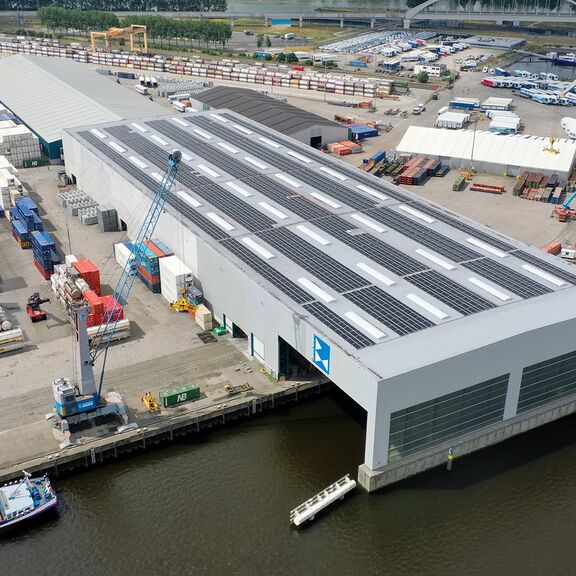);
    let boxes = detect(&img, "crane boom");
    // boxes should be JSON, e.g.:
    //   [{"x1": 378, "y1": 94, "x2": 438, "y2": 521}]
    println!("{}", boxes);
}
[{"x1": 90, "y1": 149, "x2": 182, "y2": 369}]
